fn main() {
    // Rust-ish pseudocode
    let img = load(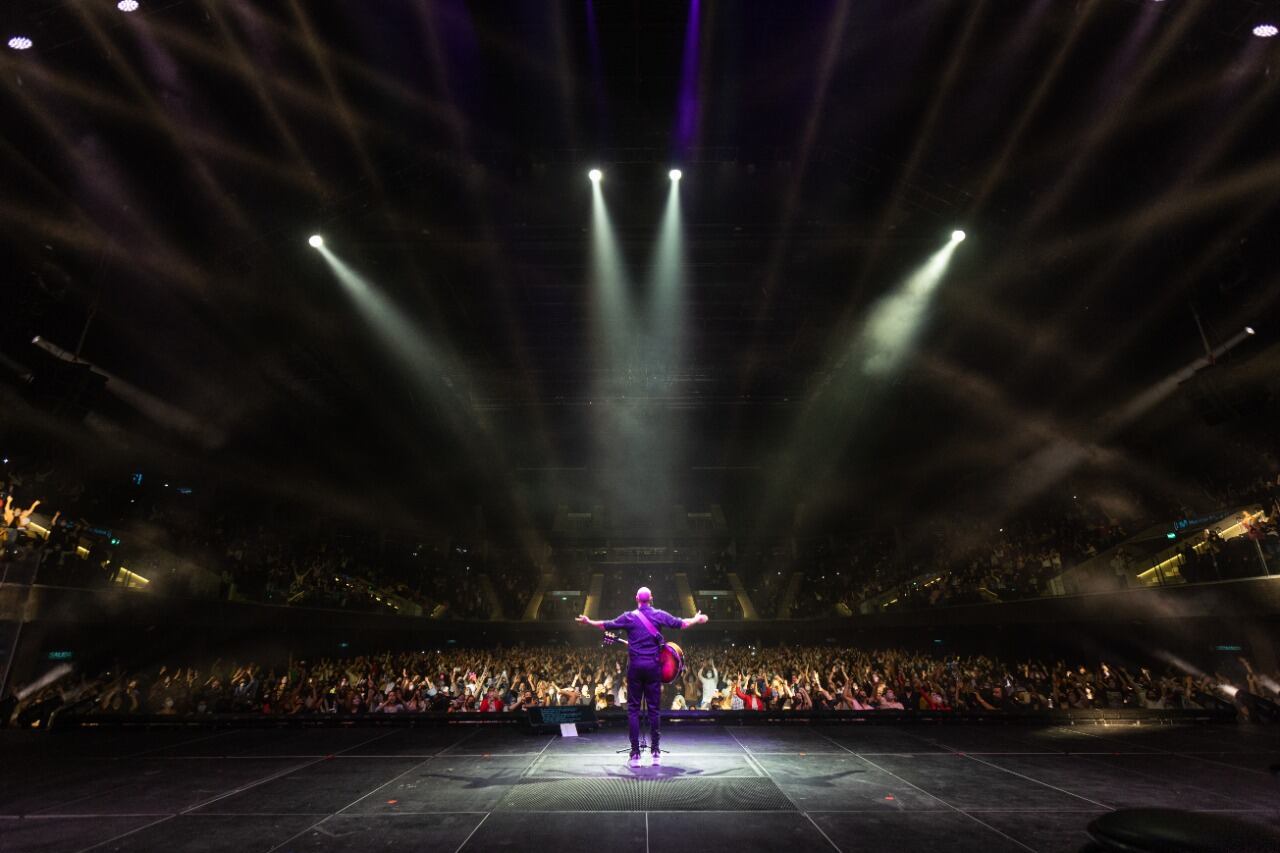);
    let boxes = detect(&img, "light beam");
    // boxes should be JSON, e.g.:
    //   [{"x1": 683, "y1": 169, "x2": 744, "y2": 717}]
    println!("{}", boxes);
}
[
  {"x1": 589, "y1": 172, "x2": 629, "y2": 365},
  {"x1": 647, "y1": 168, "x2": 686, "y2": 376},
  {"x1": 859, "y1": 235, "x2": 964, "y2": 376}
]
